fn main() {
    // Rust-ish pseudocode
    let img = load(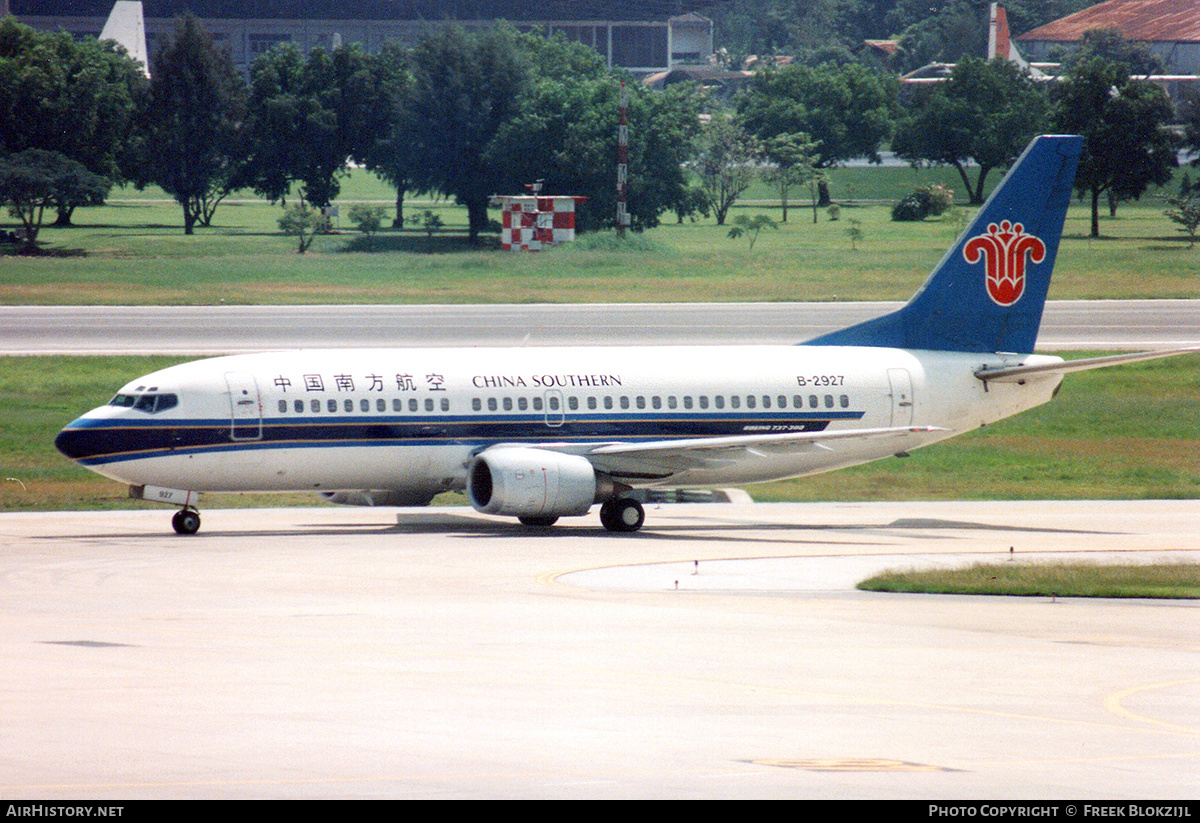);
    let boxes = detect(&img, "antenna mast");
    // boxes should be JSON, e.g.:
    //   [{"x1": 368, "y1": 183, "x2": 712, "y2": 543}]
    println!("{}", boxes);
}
[{"x1": 617, "y1": 82, "x2": 630, "y2": 237}]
